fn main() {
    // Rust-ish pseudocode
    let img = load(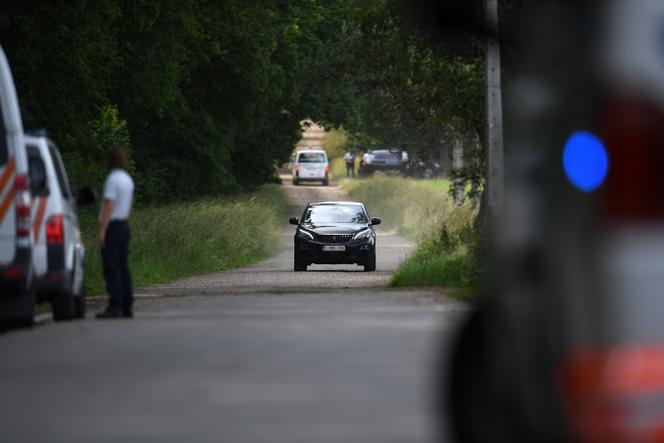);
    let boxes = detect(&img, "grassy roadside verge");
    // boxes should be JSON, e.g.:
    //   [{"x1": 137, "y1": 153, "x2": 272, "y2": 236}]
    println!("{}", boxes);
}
[
  {"x1": 79, "y1": 185, "x2": 287, "y2": 295},
  {"x1": 342, "y1": 176, "x2": 479, "y2": 297}
]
